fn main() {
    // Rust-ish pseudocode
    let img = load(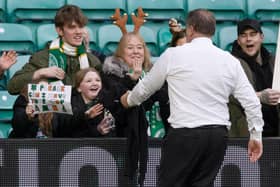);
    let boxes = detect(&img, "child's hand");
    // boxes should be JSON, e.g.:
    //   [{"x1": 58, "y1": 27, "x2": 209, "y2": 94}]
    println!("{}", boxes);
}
[
  {"x1": 25, "y1": 103, "x2": 35, "y2": 119},
  {"x1": 97, "y1": 116, "x2": 114, "y2": 135},
  {"x1": 85, "y1": 103, "x2": 104, "y2": 118}
]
